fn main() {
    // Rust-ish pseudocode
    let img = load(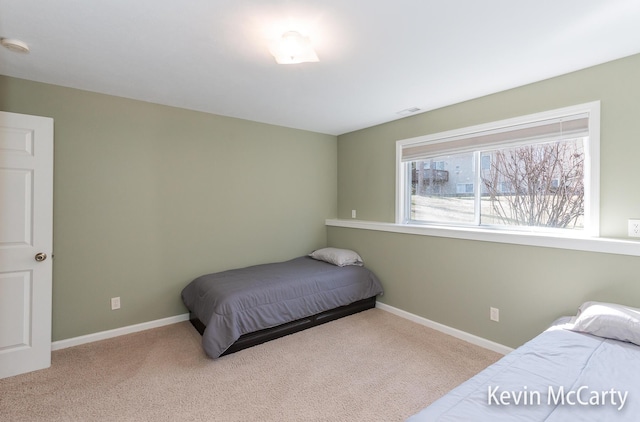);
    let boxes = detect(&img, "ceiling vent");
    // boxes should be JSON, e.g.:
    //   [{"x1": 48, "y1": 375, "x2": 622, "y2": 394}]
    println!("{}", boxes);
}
[{"x1": 396, "y1": 107, "x2": 421, "y2": 117}]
